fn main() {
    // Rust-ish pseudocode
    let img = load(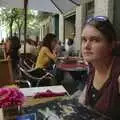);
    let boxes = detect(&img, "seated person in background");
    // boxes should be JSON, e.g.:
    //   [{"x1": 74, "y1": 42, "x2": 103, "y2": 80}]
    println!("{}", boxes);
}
[
  {"x1": 67, "y1": 38, "x2": 75, "y2": 56},
  {"x1": 35, "y1": 33, "x2": 57, "y2": 73},
  {"x1": 4, "y1": 38, "x2": 11, "y2": 58},
  {"x1": 78, "y1": 16, "x2": 120, "y2": 120},
  {"x1": 19, "y1": 38, "x2": 38, "y2": 68},
  {"x1": 5, "y1": 36, "x2": 21, "y2": 80},
  {"x1": 19, "y1": 39, "x2": 36, "y2": 56},
  {"x1": 54, "y1": 41, "x2": 65, "y2": 57}
]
